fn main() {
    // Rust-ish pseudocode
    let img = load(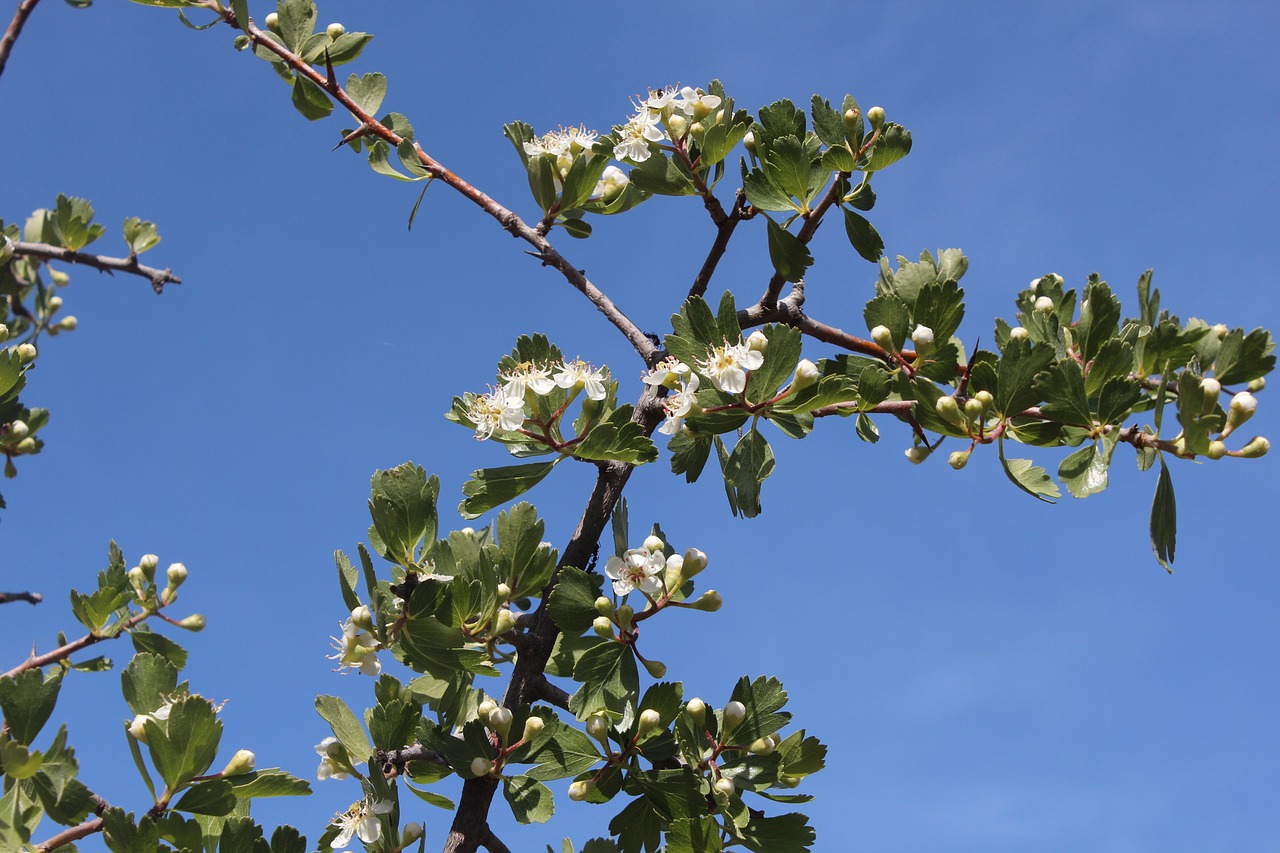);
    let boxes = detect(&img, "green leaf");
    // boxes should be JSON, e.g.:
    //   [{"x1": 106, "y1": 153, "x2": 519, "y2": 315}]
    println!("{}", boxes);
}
[
  {"x1": 996, "y1": 338, "x2": 1055, "y2": 417},
  {"x1": 863, "y1": 294, "x2": 910, "y2": 350},
  {"x1": 569, "y1": 642, "x2": 638, "y2": 721},
  {"x1": 740, "y1": 812, "x2": 816, "y2": 853},
  {"x1": 573, "y1": 405, "x2": 658, "y2": 465},
  {"x1": 145, "y1": 695, "x2": 222, "y2": 792},
  {"x1": 324, "y1": 31, "x2": 373, "y2": 65},
  {"x1": 628, "y1": 153, "x2": 695, "y2": 196},
  {"x1": 173, "y1": 780, "x2": 236, "y2": 816},
  {"x1": 225, "y1": 768, "x2": 312, "y2": 799},
  {"x1": 762, "y1": 135, "x2": 814, "y2": 204},
  {"x1": 120, "y1": 653, "x2": 179, "y2": 717},
  {"x1": 1213, "y1": 327, "x2": 1276, "y2": 385},
  {"x1": 668, "y1": 429, "x2": 712, "y2": 483},
  {"x1": 1096, "y1": 377, "x2": 1144, "y2": 425},
  {"x1": 667, "y1": 816, "x2": 724, "y2": 853},
  {"x1": 727, "y1": 675, "x2": 791, "y2": 745},
  {"x1": 51, "y1": 194, "x2": 104, "y2": 251},
  {"x1": 743, "y1": 166, "x2": 797, "y2": 212},
  {"x1": 519, "y1": 723, "x2": 603, "y2": 781},
  {"x1": 315, "y1": 695, "x2": 372, "y2": 762},
  {"x1": 842, "y1": 208, "x2": 883, "y2": 262},
  {"x1": 809, "y1": 95, "x2": 844, "y2": 146},
  {"x1": 270, "y1": 825, "x2": 307, "y2": 853},
  {"x1": 277, "y1": 0, "x2": 316, "y2": 50},
  {"x1": 723, "y1": 429, "x2": 774, "y2": 518},
  {"x1": 130, "y1": 627, "x2": 189, "y2": 671},
  {"x1": 1037, "y1": 360, "x2": 1092, "y2": 425},
  {"x1": 763, "y1": 216, "x2": 813, "y2": 283},
  {"x1": 1150, "y1": 460, "x2": 1177, "y2": 571},
  {"x1": 368, "y1": 463, "x2": 439, "y2": 567},
  {"x1": 0, "y1": 669, "x2": 62, "y2": 745},
  {"x1": 504, "y1": 776, "x2": 555, "y2": 824},
  {"x1": 1076, "y1": 279, "x2": 1121, "y2": 363},
  {"x1": 547, "y1": 566, "x2": 603, "y2": 634},
  {"x1": 862, "y1": 122, "x2": 912, "y2": 172},
  {"x1": 122, "y1": 217, "x2": 161, "y2": 255},
  {"x1": 998, "y1": 441, "x2": 1060, "y2": 503},
  {"x1": 289, "y1": 73, "x2": 333, "y2": 121},
  {"x1": 345, "y1": 72, "x2": 386, "y2": 115},
  {"x1": 459, "y1": 460, "x2": 559, "y2": 520},
  {"x1": 1058, "y1": 441, "x2": 1111, "y2": 498}
]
